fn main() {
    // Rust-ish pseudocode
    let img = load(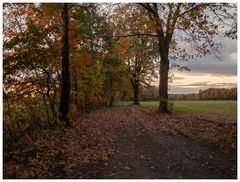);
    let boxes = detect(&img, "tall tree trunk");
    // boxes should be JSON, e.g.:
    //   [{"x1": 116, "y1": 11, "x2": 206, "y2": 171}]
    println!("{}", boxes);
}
[
  {"x1": 131, "y1": 80, "x2": 140, "y2": 105},
  {"x1": 159, "y1": 58, "x2": 169, "y2": 113},
  {"x1": 59, "y1": 3, "x2": 71, "y2": 125},
  {"x1": 157, "y1": 32, "x2": 170, "y2": 113}
]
